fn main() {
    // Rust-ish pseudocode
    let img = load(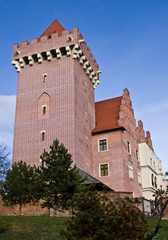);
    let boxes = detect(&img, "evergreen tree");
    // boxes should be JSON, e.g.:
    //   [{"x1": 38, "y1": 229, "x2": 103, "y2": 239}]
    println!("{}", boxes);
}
[
  {"x1": 38, "y1": 139, "x2": 83, "y2": 215},
  {"x1": 61, "y1": 185, "x2": 148, "y2": 240},
  {"x1": 1, "y1": 161, "x2": 38, "y2": 215}
]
